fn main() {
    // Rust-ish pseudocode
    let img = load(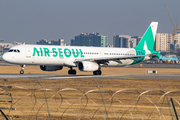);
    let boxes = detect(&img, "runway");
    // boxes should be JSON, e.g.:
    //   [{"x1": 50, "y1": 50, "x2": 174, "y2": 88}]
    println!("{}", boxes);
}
[
  {"x1": 0, "y1": 61, "x2": 180, "y2": 80},
  {"x1": 1, "y1": 60, "x2": 180, "y2": 68},
  {"x1": 0, "y1": 74, "x2": 180, "y2": 80}
]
